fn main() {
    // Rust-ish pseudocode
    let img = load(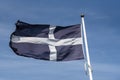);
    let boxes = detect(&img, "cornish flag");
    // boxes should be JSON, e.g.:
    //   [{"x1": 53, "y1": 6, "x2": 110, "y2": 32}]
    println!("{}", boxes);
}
[{"x1": 9, "y1": 20, "x2": 84, "y2": 61}]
